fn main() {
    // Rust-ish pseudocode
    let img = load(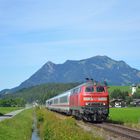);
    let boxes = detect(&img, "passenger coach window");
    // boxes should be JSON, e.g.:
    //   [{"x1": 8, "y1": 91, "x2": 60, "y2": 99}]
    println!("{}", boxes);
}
[
  {"x1": 54, "y1": 99, "x2": 58, "y2": 104},
  {"x1": 49, "y1": 101, "x2": 52, "y2": 105},
  {"x1": 60, "y1": 96, "x2": 68, "y2": 103},
  {"x1": 85, "y1": 86, "x2": 94, "y2": 92},
  {"x1": 96, "y1": 86, "x2": 105, "y2": 92}
]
